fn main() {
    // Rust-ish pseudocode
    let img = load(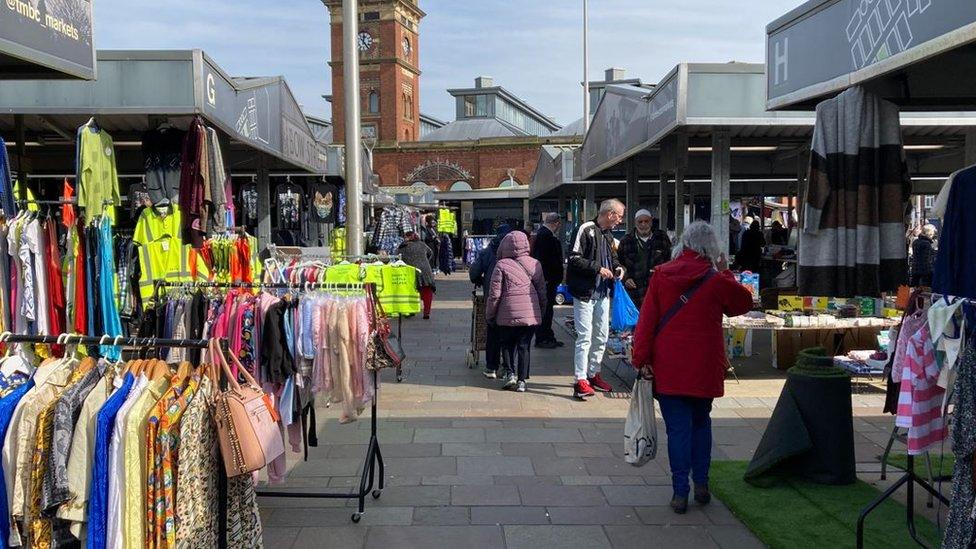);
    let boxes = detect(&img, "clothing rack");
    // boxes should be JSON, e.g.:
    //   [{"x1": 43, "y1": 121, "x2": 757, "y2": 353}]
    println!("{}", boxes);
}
[
  {"x1": 16, "y1": 198, "x2": 77, "y2": 206},
  {"x1": 152, "y1": 280, "x2": 387, "y2": 521},
  {"x1": 855, "y1": 291, "x2": 972, "y2": 548}
]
